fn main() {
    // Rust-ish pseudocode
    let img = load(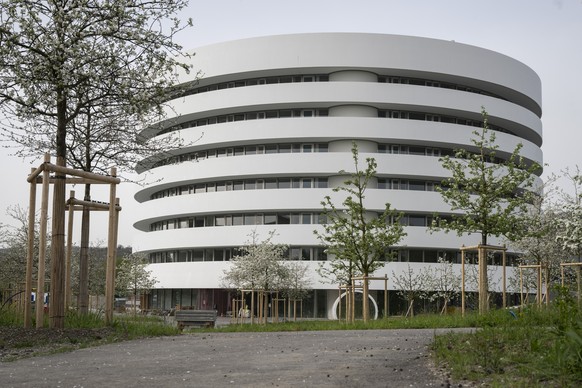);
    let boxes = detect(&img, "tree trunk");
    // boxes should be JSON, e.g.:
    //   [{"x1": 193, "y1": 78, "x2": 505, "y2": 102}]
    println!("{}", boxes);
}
[
  {"x1": 362, "y1": 275, "x2": 369, "y2": 323},
  {"x1": 49, "y1": 85, "x2": 67, "y2": 328},
  {"x1": 49, "y1": 156, "x2": 67, "y2": 328},
  {"x1": 78, "y1": 184, "x2": 91, "y2": 314}
]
